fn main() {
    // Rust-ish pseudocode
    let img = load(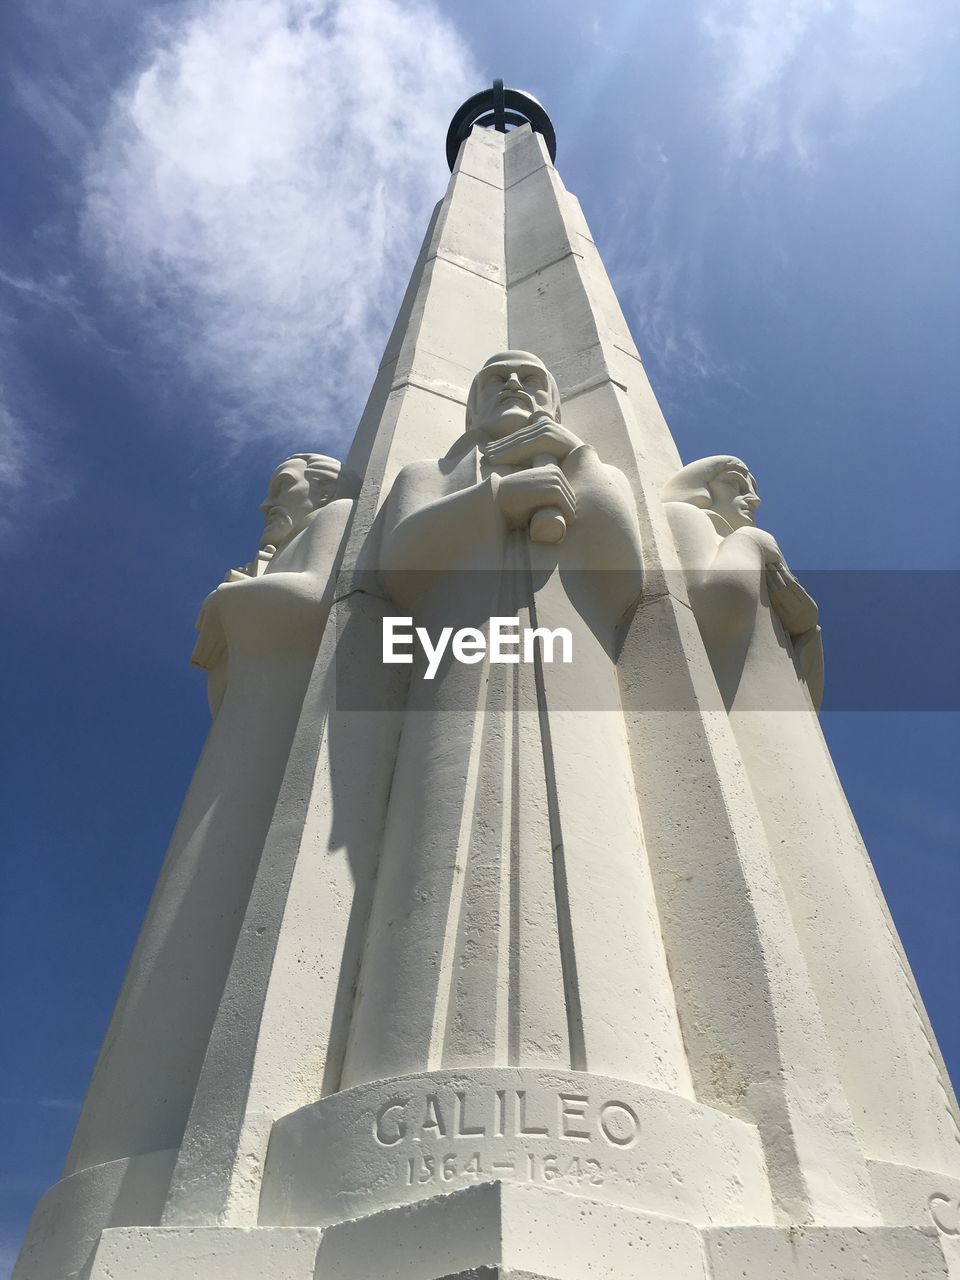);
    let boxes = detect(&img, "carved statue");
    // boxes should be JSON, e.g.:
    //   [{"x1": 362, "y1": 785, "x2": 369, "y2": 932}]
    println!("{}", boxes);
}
[
  {"x1": 339, "y1": 352, "x2": 692, "y2": 1100},
  {"x1": 64, "y1": 453, "x2": 353, "y2": 1187},
  {"x1": 662, "y1": 454, "x2": 823, "y2": 710},
  {"x1": 192, "y1": 453, "x2": 344, "y2": 713},
  {"x1": 663, "y1": 454, "x2": 959, "y2": 1189}
]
